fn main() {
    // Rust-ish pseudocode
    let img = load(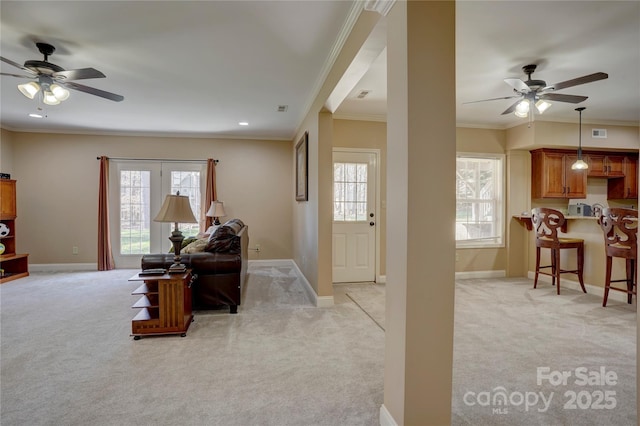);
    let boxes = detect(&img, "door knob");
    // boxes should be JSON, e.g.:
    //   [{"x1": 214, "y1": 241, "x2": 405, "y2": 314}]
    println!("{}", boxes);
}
[
  {"x1": 369, "y1": 213, "x2": 374, "y2": 218},
  {"x1": 369, "y1": 222, "x2": 375, "y2": 226}
]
